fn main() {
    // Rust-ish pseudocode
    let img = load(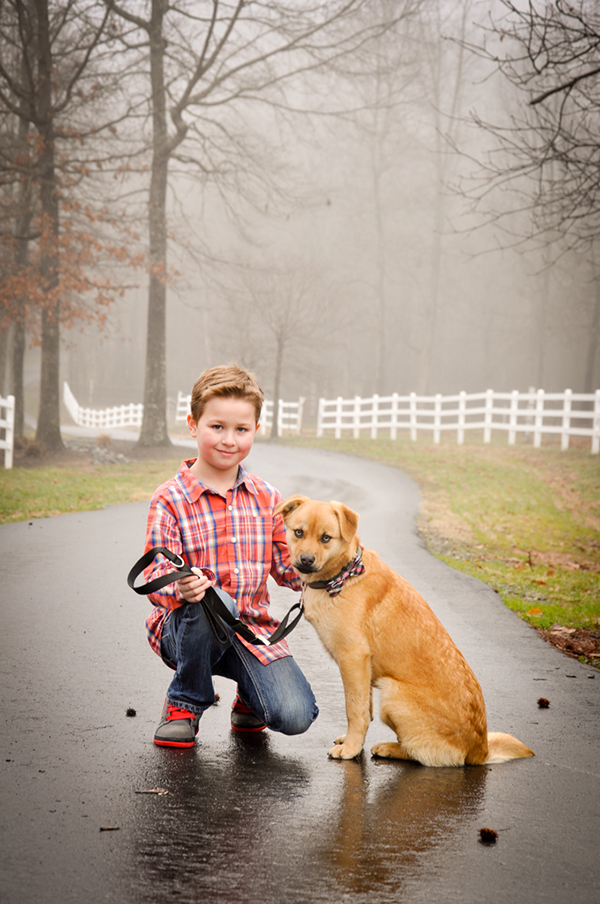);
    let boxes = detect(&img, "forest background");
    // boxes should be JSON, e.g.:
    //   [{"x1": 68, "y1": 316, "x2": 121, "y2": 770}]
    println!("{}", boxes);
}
[{"x1": 0, "y1": 0, "x2": 599, "y2": 450}]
